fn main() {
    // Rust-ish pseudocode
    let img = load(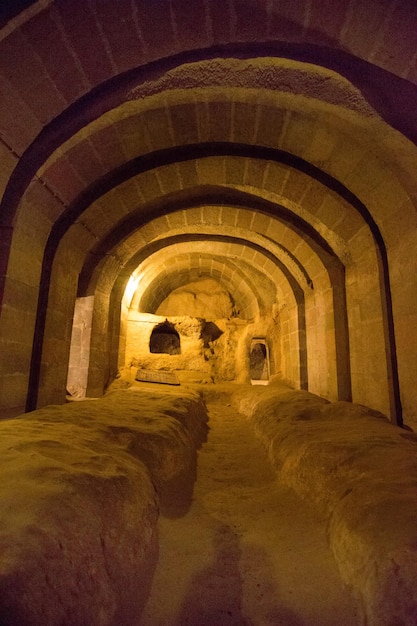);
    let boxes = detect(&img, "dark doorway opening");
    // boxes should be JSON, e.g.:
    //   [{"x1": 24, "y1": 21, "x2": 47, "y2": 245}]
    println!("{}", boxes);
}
[
  {"x1": 150, "y1": 322, "x2": 181, "y2": 354},
  {"x1": 250, "y1": 339, "x2": 270, "y2": 383},
  {"x1": 201, "y1": 321, "x2": 223, "y2": 348}
]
